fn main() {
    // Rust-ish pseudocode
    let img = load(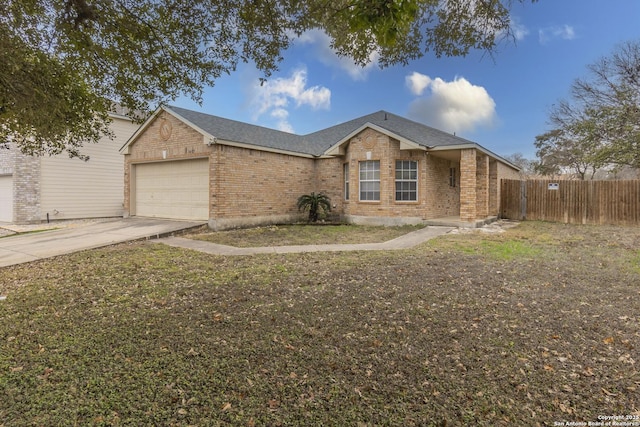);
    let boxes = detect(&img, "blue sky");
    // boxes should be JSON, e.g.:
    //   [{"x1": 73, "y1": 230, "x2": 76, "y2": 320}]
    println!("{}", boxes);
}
[{"x1": 173, "y1": 0, "x2": 640, "y2": 159}]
